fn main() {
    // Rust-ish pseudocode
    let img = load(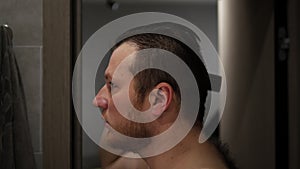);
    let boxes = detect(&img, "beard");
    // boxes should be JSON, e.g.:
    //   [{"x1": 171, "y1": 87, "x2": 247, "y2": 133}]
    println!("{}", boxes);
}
[
  {"x1": 118, "y1": 119, "x2": 149, "y2": 138},
  {"x1": 118, "y1": 105, "x2": 154, "y2": 138},
  {"x1": 100, "y1": 107, "x2": 152, "y2": 153}
]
